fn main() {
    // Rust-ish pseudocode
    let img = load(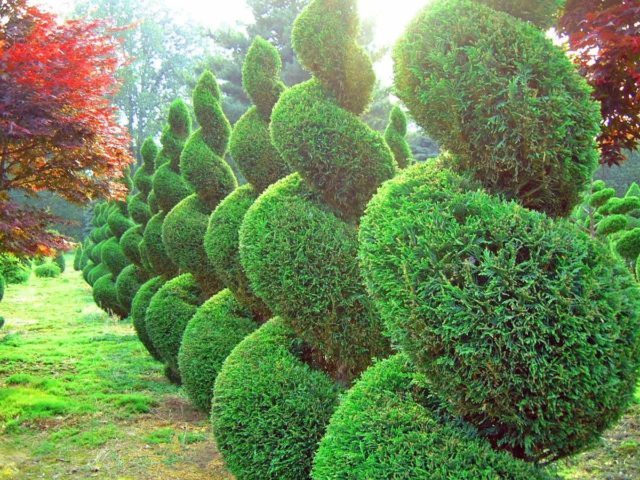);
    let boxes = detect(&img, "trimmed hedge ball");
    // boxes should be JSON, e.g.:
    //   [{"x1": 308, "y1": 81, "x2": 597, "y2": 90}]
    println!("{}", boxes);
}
[
  {"x1": 627, "y1": 182, "x2": 640, "y2": 198},
  {"x1": 146, "y1": 273, "x2": 204, "y2": 381},
  {"x1": 601, "y1": 197, "x2": 640, "y2": 216},
  {"x1": 271, "y1": 79, "x2": 396, "y2": 221},
  {"x1": 205, "y1": 185, "x2": 270, "y2": 321},
  {"x1": 162, "y1": 194, "x2": 223, "y2": 296},
  {"x1": 100, "y1": 237, "x2": 129, "y2": 278},
  {"x1": 240, "y1": 173, "x2": 389, "y2": 378},
  {"x1": 93, "y1": 274, "x2": 127, "y2": 318},
  {"x1": 88, "y1": 240, "x2": 105, "y2": 264},
  {"x1": 393, "y1": 0, "x2": 601, "y2": 217},
  {"x1": 34, "y1": 263, "x2": 61, "y2": 278},
  {"x1": 212, "y1": 317, "x2": 342, "y2": 480},
  {"x1": 120, "y1": 225, "x2": 144, "y2": 266},
  {"x1": 359, "y1": 161, "x2": 640, "y2": 462},
  {"x1": 313, "y1": 354, "x2": 554, "y2": 480},
  {"x1": 115, "y1": 264, "x2": 147, "y2": 314},
  {"x1": 143, "y1": 212, "x2": 178, "y2": 278},
  {"x1": 131, "y1": 276, "x2": 166, "y2": 362},
  {"x1": 178, "y1": 289, "x2": 257, "y2": 412}
]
